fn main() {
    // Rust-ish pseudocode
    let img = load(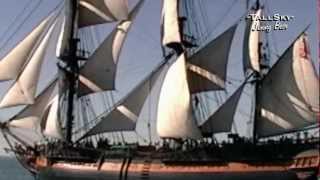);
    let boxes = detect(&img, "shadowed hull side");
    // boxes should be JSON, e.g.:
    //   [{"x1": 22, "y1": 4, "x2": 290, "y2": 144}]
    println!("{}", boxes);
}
[{"x1": 38, "y1": 169, "x2": 299, "y2": 180}]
